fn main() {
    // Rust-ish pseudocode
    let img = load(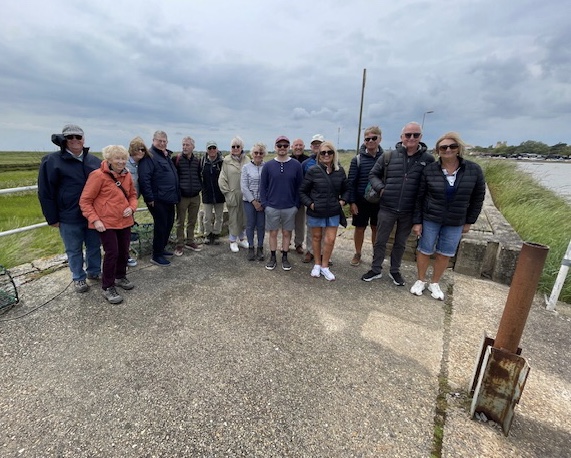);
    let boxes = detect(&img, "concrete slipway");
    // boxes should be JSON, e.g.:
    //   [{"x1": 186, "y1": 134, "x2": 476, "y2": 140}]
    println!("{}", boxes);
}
[{"x1": 1, "y1": 228, "x2": 570, "y2": 457}]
